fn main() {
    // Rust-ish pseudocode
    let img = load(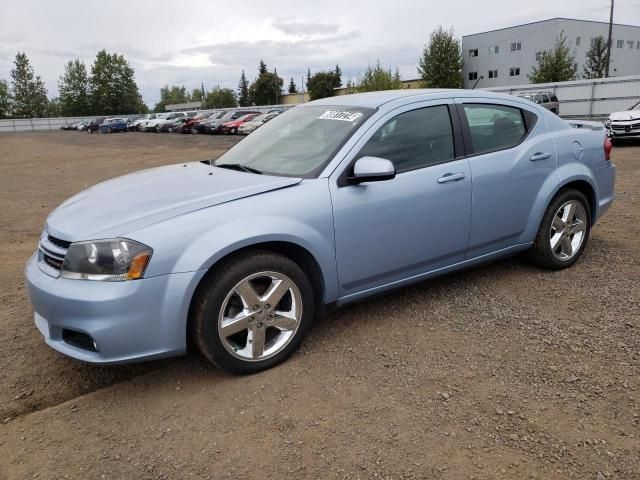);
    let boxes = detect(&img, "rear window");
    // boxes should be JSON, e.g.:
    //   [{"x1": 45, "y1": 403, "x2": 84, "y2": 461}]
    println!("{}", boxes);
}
[{"x1": 463, "y1": 104, "x2": 528, "y2": 155}]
